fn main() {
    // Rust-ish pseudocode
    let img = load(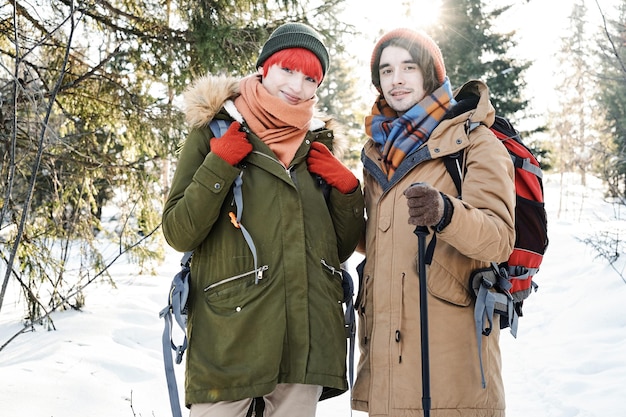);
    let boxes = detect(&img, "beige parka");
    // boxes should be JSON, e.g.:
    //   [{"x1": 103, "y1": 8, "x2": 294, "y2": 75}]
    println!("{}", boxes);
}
[{"x1": 352, "y1": 80, "x2": 516, "y2": 417}]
